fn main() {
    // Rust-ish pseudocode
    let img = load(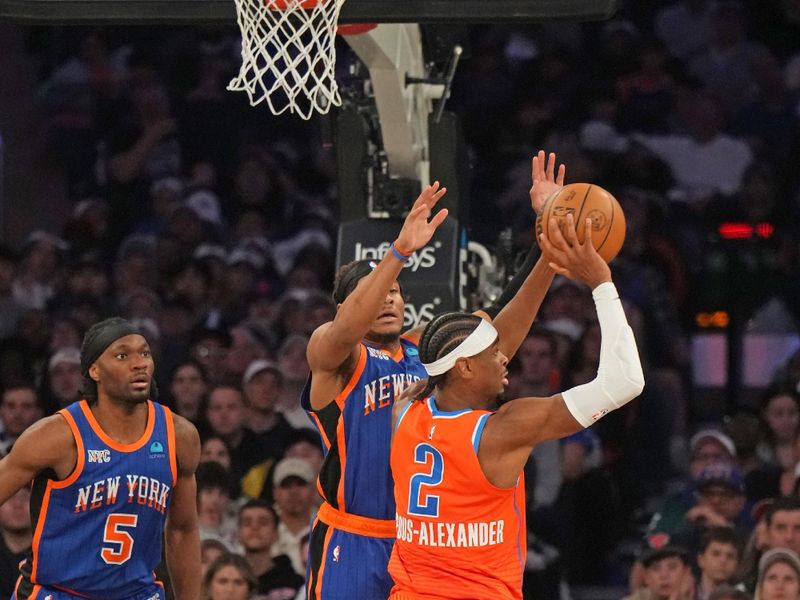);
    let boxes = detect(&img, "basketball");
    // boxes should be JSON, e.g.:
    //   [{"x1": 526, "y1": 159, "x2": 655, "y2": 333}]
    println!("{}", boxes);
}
[{"x1": 536, "y1": 183, "x2": 626, "y2": 262}]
